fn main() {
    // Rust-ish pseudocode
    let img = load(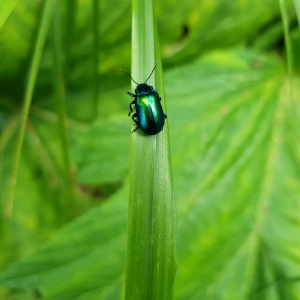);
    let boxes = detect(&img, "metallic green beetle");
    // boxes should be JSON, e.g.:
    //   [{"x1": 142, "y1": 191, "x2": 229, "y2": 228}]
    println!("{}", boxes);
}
[{"x1": 121, "y1": 62, "x2": 167, "y2": 135}]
